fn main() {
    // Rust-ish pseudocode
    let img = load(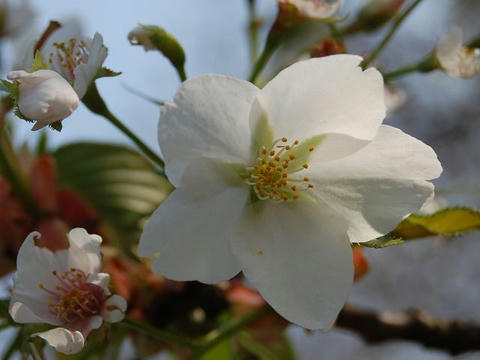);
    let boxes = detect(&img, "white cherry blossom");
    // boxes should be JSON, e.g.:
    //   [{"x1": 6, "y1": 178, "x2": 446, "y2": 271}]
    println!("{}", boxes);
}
[
  {"x1": 279, "y1": 0, "x2": 344, "y2": 19},
  {"x1": 9, "y1": 229, "x2": 127, "y2": 354},
  {"x1": 23, "y1": 20, "x2": 108, "y2": 98},
  {"x1": 138, "y1": 55, "x2": 442, "y2": 329},
  {"x1": 7, "y1": 69, "x2": 79, "y2": 130},
  {"x1": 436, "y1": 26, "x2": 480, "y2": 79}
]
